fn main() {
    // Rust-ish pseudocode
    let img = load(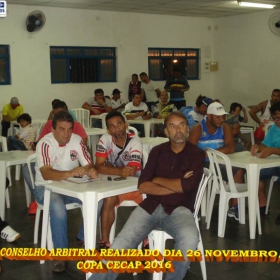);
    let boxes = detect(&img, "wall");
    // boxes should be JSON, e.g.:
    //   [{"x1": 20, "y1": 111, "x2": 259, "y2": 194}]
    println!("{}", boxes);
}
[
  {"x1": 1, "y1": 4, "x2": 214, "y2": 118},
  {"x1": 213, "y1": 9, "x2": 280, "y2": 126}
]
